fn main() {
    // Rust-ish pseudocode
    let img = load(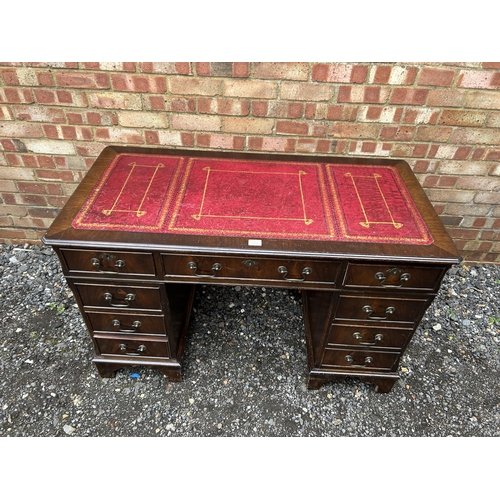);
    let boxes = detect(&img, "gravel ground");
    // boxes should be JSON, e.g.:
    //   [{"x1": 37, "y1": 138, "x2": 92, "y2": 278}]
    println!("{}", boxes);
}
[{"x1": 1, "y1": 243, "x2": 499, "y2": 438}]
